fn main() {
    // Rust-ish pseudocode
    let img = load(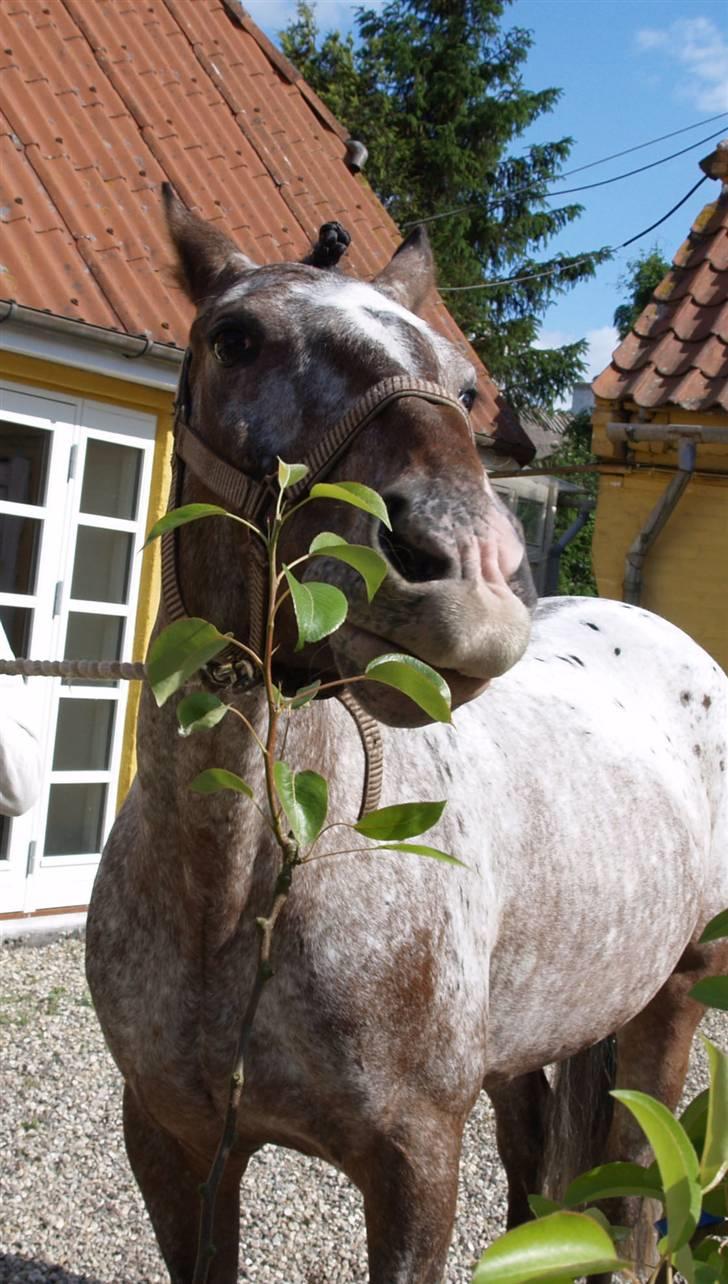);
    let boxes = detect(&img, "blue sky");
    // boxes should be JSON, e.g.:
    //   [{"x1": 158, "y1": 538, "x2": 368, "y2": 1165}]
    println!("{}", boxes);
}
[{"x1": 246, "y1": 0, "x2": 728, "y2": 387}]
